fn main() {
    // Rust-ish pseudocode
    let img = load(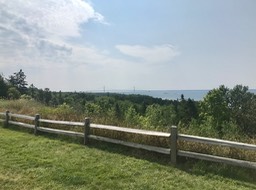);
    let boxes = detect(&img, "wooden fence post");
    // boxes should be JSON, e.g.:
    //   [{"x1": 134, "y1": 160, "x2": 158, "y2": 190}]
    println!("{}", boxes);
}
[
  {"x1": 4, "y1": 110, "x2": 9, "y2": 128},
  {"x1": 170, "y1": 126, "x2": 178, "y2": 164},
  {"x1": 84, "y1": 118, "x2": 90, "y2": 145},
  {"x1": 34, "y1": 114, "x2": 40, "y2": 135}
]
